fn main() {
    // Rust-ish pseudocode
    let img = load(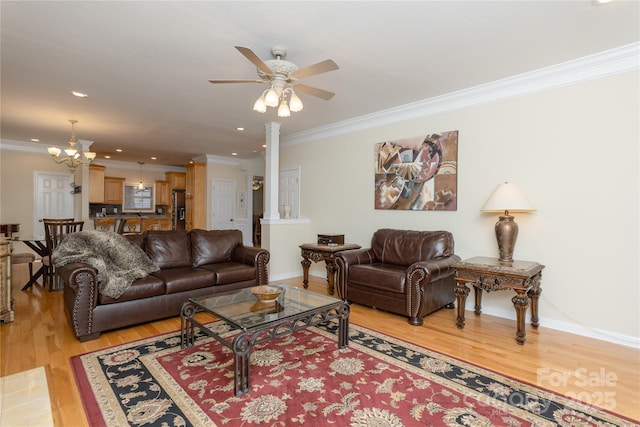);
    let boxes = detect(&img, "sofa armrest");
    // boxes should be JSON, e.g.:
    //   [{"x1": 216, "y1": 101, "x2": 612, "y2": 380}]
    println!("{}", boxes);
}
[
  {"x1": 57, "y1": 263, "x2": 100, "y2": 340},
  {"x1": 335, "y1": 248, "x2": 378, "y2": 299},
  {"x1": 335, "y1": 248, "x2": 377, "y2": 266},
  {"x1": 409, "y1": 255, "x2": 462, "y2": 283},
  {"x1": 231, "y1": 246, "x2": 270, "y2": 286},
  {"x1": 405, "y1": 255, "x2": 461, "y2": 318}
]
